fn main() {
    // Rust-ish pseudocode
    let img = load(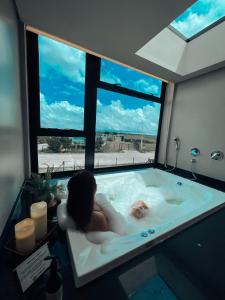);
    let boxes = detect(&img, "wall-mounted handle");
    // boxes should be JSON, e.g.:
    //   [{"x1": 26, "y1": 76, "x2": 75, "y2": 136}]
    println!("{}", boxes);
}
[{"x1": 210, "y1": 151, "x2": 224, "y2": 160}]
